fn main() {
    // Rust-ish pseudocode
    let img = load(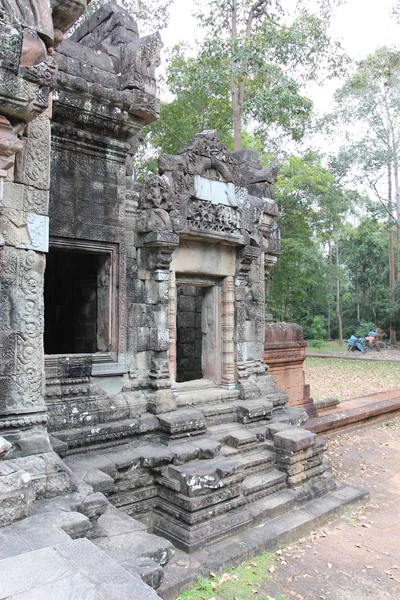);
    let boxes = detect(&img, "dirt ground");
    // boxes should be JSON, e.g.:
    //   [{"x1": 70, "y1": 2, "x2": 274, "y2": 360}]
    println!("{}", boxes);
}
[{"x1": 259, "y1": 416, "x2": 400, "y2": 600}]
